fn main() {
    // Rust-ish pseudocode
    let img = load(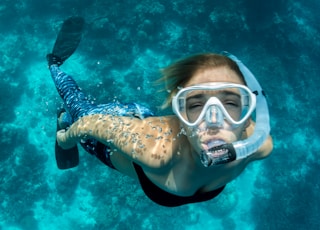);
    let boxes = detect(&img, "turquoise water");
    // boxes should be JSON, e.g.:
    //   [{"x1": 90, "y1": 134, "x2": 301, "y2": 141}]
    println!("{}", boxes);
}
[{"x1": 1, "y1": 0, "x2": 319, "y2": 229}]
